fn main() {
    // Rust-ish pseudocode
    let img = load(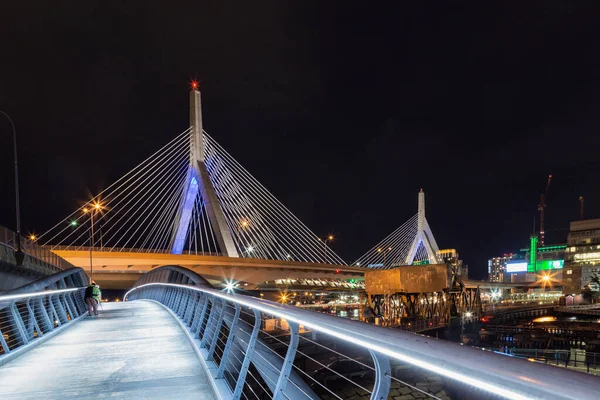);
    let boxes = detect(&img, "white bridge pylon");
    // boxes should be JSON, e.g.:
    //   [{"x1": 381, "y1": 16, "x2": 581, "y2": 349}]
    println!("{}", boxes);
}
[
  {"x1": 38, "y1": 87, "x2": 346, "y2": 266},
  {"x1": 354, "y1": 190, "x2": 440, "y2": 268},
  {"x1": 171, "y1": 88, "x2": 238, "y2": 257}
]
